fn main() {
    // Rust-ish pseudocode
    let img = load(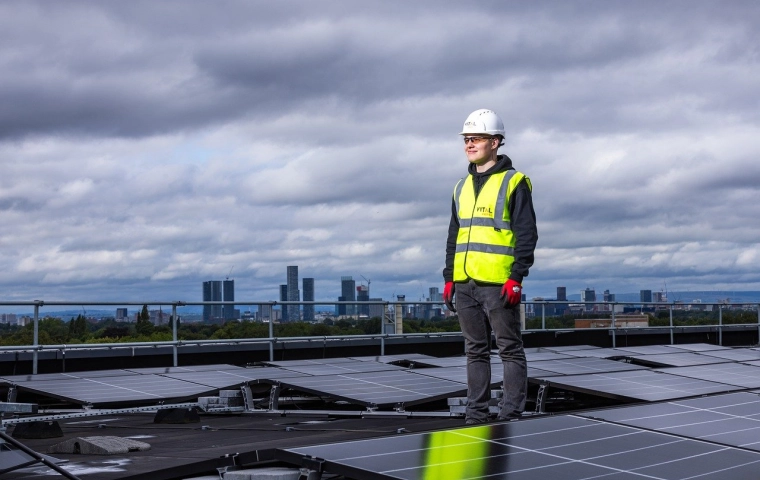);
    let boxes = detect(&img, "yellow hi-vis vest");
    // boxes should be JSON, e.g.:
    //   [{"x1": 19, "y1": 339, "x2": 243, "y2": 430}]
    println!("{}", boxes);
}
[{"x1": 453, "y1": 170, "x2": 531, "y2": 284}]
